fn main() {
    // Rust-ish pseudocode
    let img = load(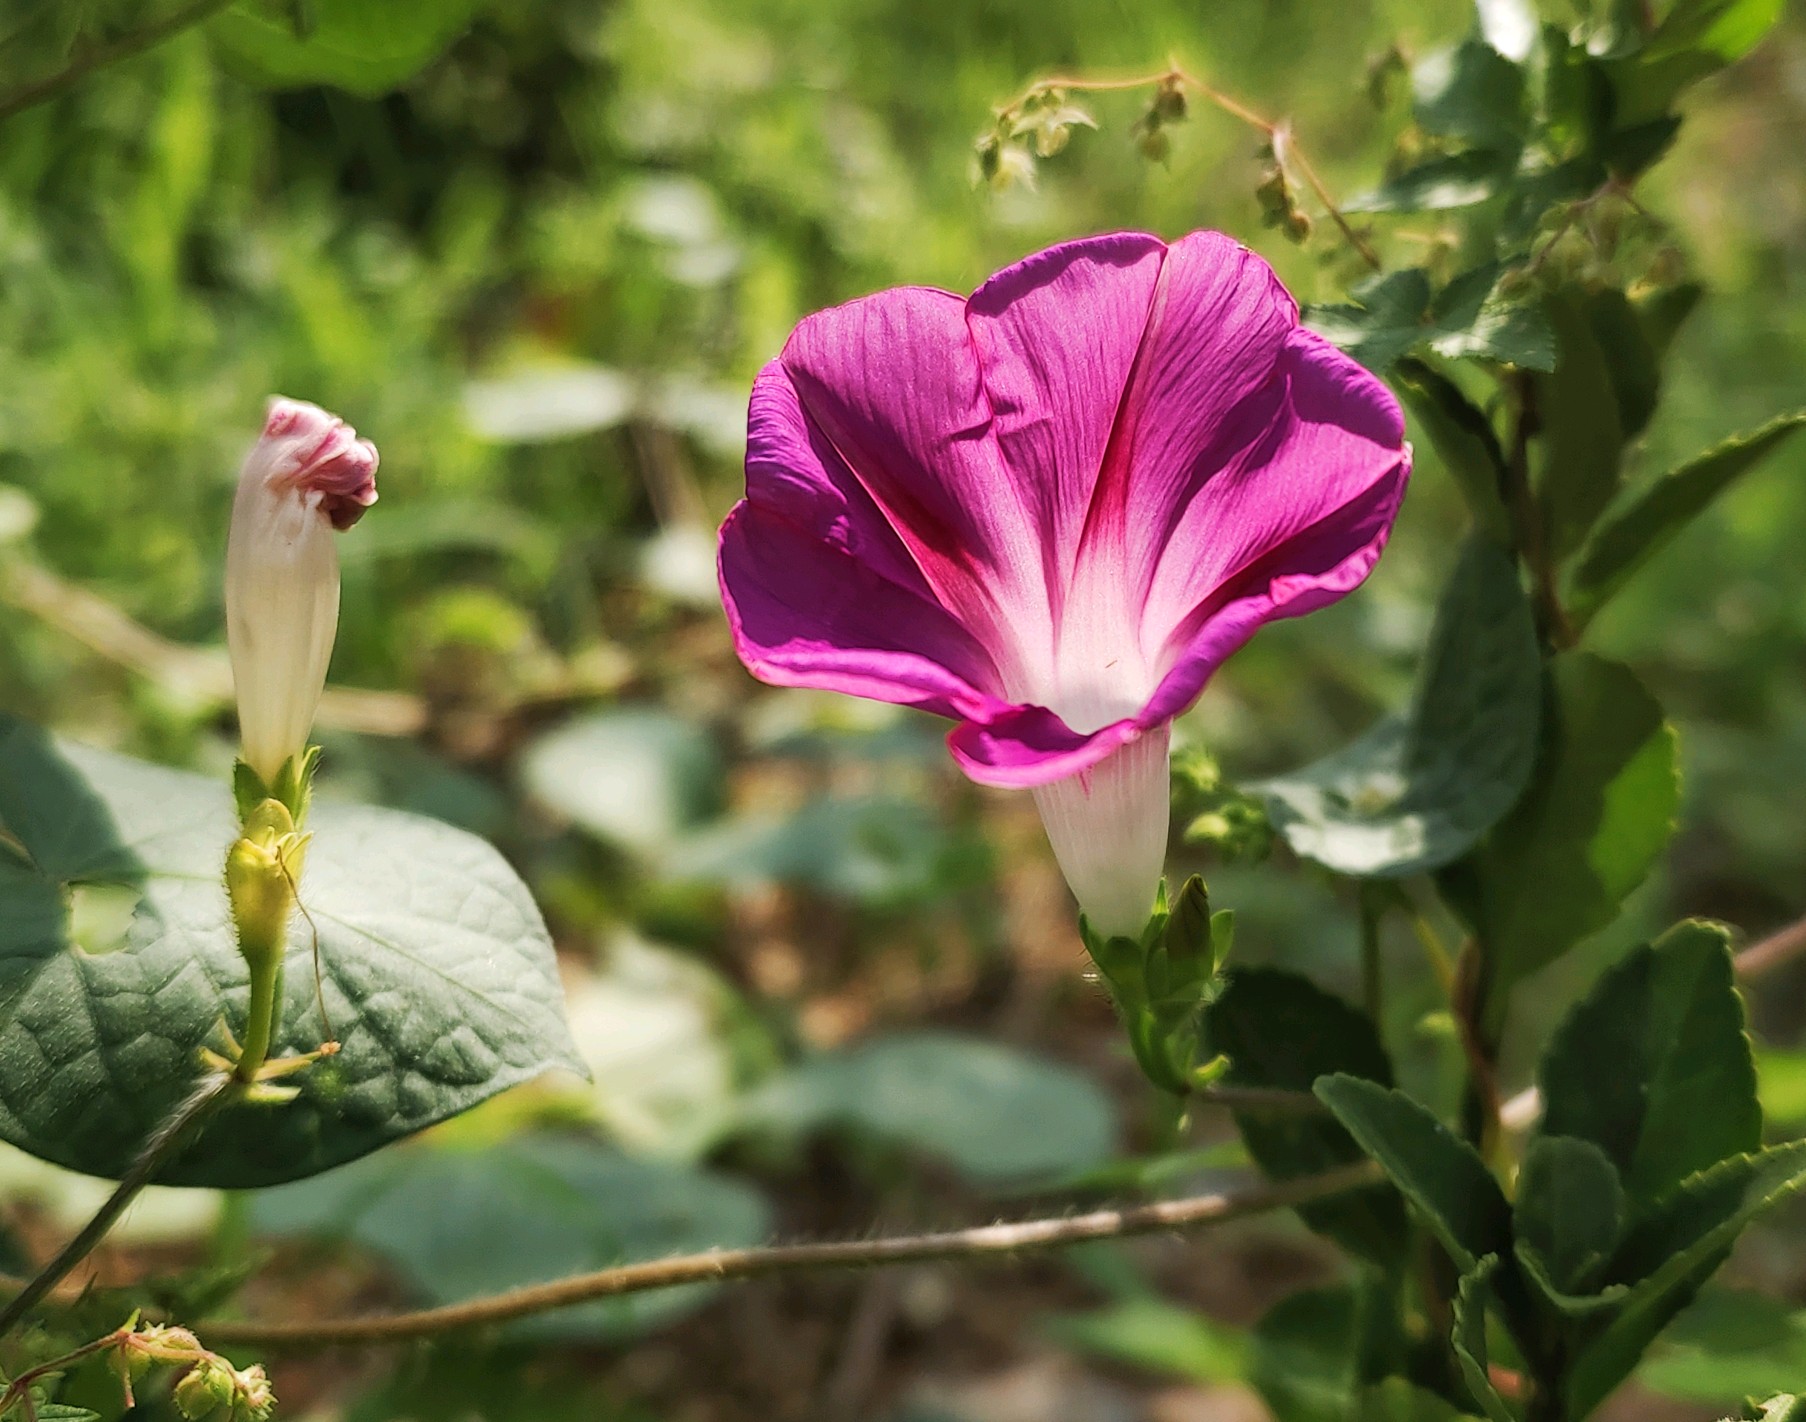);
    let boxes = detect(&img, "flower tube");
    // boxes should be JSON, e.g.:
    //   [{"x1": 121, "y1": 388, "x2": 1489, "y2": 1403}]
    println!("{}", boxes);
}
[
  {"x1": 224, "y1": 398, "x2": 378, "y2": 791},
  {"x1": 718, "y1": 231, "x2": 1410, "y2": 936}
]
